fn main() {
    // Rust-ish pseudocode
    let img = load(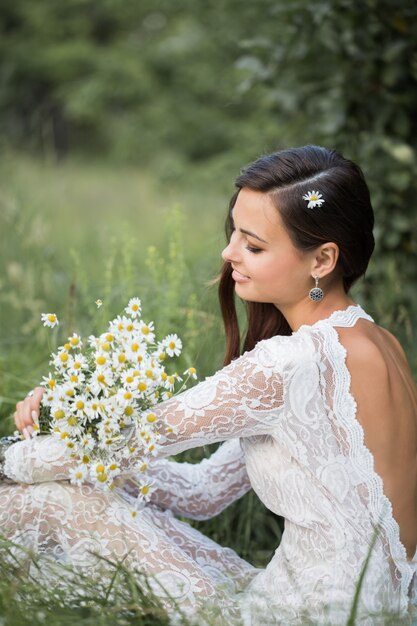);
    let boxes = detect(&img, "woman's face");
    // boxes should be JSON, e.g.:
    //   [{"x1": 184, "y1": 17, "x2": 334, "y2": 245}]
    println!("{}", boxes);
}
[{"x1": 221, "y1": 188, "x2": 316, "y2": 309}]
